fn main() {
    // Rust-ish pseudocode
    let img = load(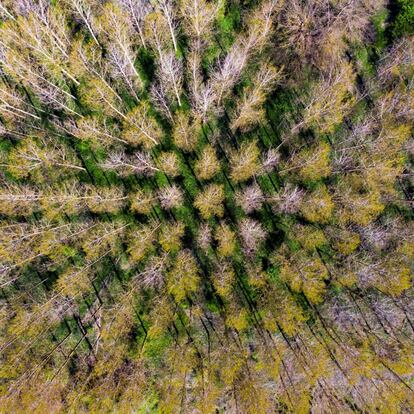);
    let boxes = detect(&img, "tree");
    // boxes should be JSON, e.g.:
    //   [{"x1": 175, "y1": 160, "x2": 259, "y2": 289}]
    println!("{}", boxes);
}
[
  {"x1": 231, "y1": 63, "x2": 282, "y2": 132},
  {"x1": 116, "y1": 0, "x2": 150, "y2": 48},
  {"x1": 0, "y1": 220, "x2": 94, "y2": 276},
  {"x1": 0, "y1": 3, "x2": 76, "y2": 84},
  {"x1": 122, "y1": 102, "x2": 163, "y2": 148},
  {"x1": 167, "y1": 249, "x2": 200, "y2": 301},
  {"x1": 300, "y1": 62, "x2": 356, "y2": 134},
  {"x1": 172, "y1": 112, "x2": 201, "y2": 152},
  {"x1": 179, "y1": 0, "x2": 220, "y2": 52},
  {"x1": 159, "y1": 220, "x2": 185, "y2": 252},
  {"x1": 66, "y1": 116, "x2": 125, "y2": 149},
  {"x1": 96, "y1": 2, "x2": 143, "y2": 90},
  {"x1": 215, "y1": 222, "x2": 237, "y2": 258},
  {"x1": 326, "y1": 226, "x2": 361, "y2": 256},
  {"x1": 157, "y1": 184, "x2": 184, "y2": 210},
  {"x1": 0, "y1": 83, "x2": 40, "y2": 123},
  {"x1": 230, "y1": 140, "x2": 261, "y2": 183},
  {"x1": 225, "y1": 303, "x2": 249, "y2": 332},
  {"x1": 130, "y1": 188, "x2": 157, "y2": 214},
  {"x1": 235, "y1": 183, "x2": 264, "y2": 214},
  {"x1": 81, "y1": 221, "x2": 127, "y2": 261},
  {"x1": 127, "y1": 221, "x2": 160, "y2": 263},
  {"x1": 6, "y1": 137, "x2": 84, "y2": 181},
  {"x1": 40, "y1": 182, "x2": 126, "y2": 220},
  {"x1": 154, "y1": 0, "x2": 179, "y2": 52},
  {"x1": 291, "y1": 224, "x2": 327, "y2": 252},
  {"x1": 83, "y1": 185, "x2": 127, "y2": 214},
  {"x1": 195, "y1": 144, "x2": 220, "y2": 180},
  {"x1": 239, "y1": 218, "x2": 267, "y2": 257},
  {"x1": 355, "y1": 251, "x2": 412, "y2": 297},
  {"x1": 80, "y1": 76, "x2": 125, "y2": 118},
  {"x1": 276, "y1": 246, "x2": 329, "y2": 304},
  {"x1": 194, "y1": 183, "x2": 225, "y2": 219},
  {"x1": 300, "y1": 185, "x2": 334, "y2": 224},
  {"x1": 0, "y1": 14, "x2": 82, "y2": 116},
  {"x1": 285, "y1": 141, "x2": 332, "y2": 182},
  {"x1": 156, "y1": 151, "x2": 180, "y2": 177},
  {"x1": 156, "y1": 50, "x2": 183, "y2": 107},
  {"x1": 0, "y1": 183, "x2": 40, "y2": 217},
  {"x1": 101, "y1": 150, "x2": 159, "y2": 176},
  {"x1": 259, "y1": 283, "x2": 307, "y2": 336},
  {"x1": 1, "y1": 0, "x2": 413, "y2": 410},
  {"x1": 335, "y1": 176, "x2": 385, "y2": 226},
  {"x1": 63, "y1": 0, "x2": 100, "y2": 46},
  {"x1": 144, "y1": 9, "x2": 173, "y2": 56},
  {"x1": 56, "y1": 262, "x2": 95, "y2": 299}
]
